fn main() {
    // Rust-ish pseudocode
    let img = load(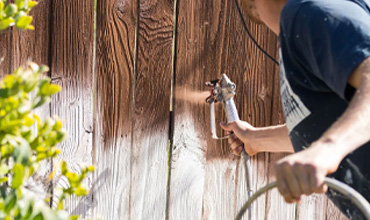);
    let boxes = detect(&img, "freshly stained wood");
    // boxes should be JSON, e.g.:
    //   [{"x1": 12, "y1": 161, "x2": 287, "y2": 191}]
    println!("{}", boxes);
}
[
  {"x1": 2, "y1": 0, "x2": 356, "y2": 218},
  {"x1": 49, "y1": 0, "x2": 94, "y2": 218},
  {"x1": 0, "y1": 30, "x2": 11, "y2": 77},
  {"x1": 129, "y1": 0, "x2": 173, "y2": 219},
  {"x1": 94, "y1": 0, "x2": 136, "y2": 219},
  {"x1": 168, "y1": 0, "x2": 210, "y2": 219}
]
